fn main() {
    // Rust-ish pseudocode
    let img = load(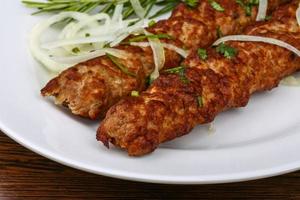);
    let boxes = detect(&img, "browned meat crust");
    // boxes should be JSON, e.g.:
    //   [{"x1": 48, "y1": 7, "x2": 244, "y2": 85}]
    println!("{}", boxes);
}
[
  {"x1": 97, "y1": 1, "x2": 300, "y2": 156},
  {"x1": 41, "y1": 0, "x2": 288, "y2": 119}
]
